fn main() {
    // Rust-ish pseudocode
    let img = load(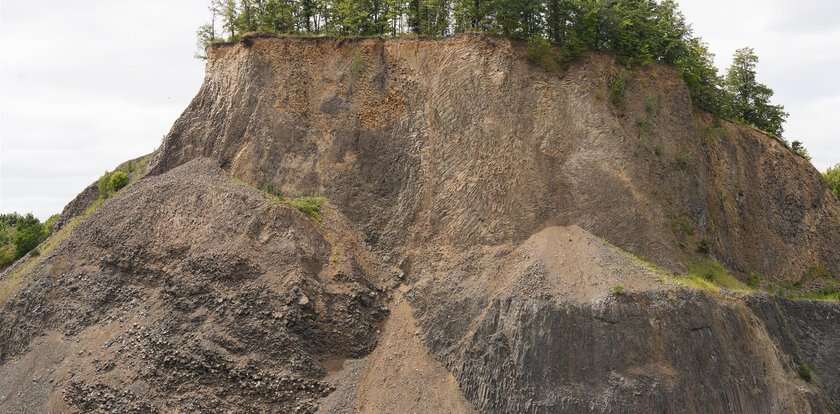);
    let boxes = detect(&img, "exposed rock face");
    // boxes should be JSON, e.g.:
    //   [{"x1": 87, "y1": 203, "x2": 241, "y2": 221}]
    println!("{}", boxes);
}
[
  {"x1": 1, "y1": 35, "x2": 838, "y2": 413},
  {"x1": 151, "y1": 34, "x2": 839, "y2": 281}
]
